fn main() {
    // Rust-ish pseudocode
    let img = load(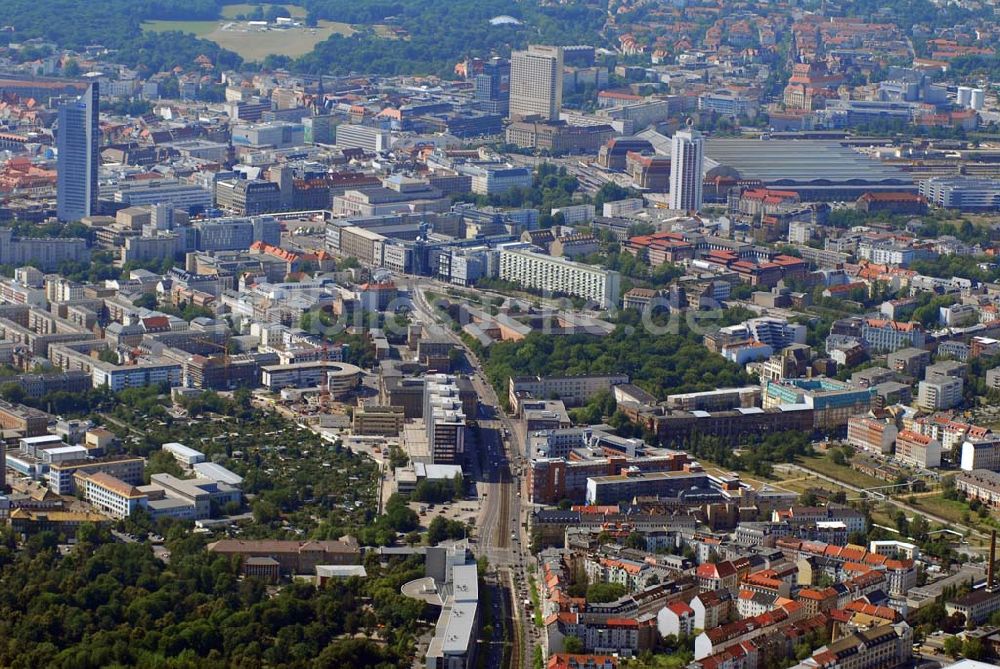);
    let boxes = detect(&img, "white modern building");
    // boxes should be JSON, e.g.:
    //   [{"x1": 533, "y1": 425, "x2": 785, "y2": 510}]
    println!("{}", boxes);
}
[
  {"x1": 856, "y1": 241, "x2": 915, "y2": 267},
  {"x1": 80, "y1": 472, "x2": 147, "y2": 519},
  {"x1": 424, "y1": 374, "x2": 467, "y2": 466},
  {"x1": 163, "y1": 442, "x2": 205, "y2": 466},
  {"x1": 551, "y1": 204, "x2": 596, "y2": 225},
  {"x1": 91, "y1": 360, "x2": 183, "y2": 391},
  {"x1": 919, "y1": 177, "x2": 1000, "y2": 211},
  {"x1": 424, "y1": 562, "x2": 480, "y2": 669},
  {"x1": 112, "y1": 179, "x2": 213, "y2": 211},
  {"x1": 466, "y1": 164, "x2": 532, "y2": 195},
  {"x1": 602, "y1": 198, "x2": 644, "y2": 217},
  {"x1": 668, "y1": 126, "x2": 704, "y2": 212},
  {"x1": 746, "y1": 317, "x2": 807, "y2": 349},
  {"x1": 335, "y1": 125, "x2": 392, "y2": 153},
  {"x1": 498, "y1": 247, "x2": 621, "y2": 309},
  {"x1": 916, "y1": 377, "x2": 963, "y2": 412}
]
